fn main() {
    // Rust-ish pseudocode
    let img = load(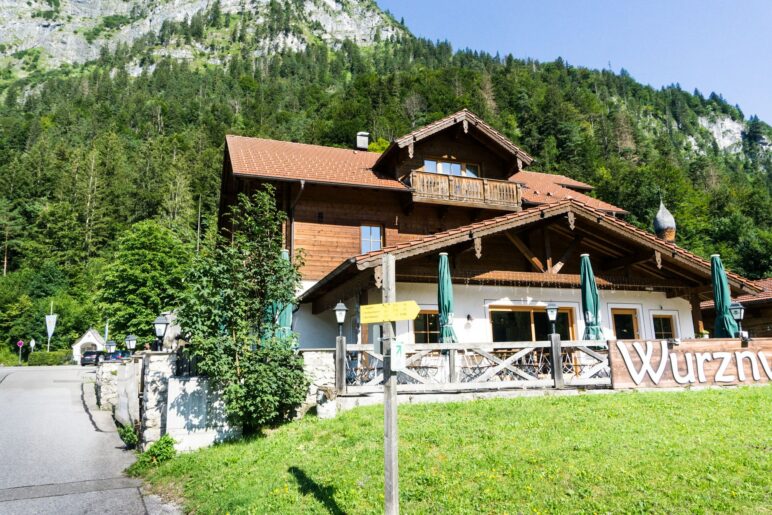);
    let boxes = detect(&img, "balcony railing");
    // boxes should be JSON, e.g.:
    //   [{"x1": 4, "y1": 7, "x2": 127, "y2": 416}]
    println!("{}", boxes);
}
[{"x1": 407, "y1": 171, "x2": 521, "y2": 211}]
